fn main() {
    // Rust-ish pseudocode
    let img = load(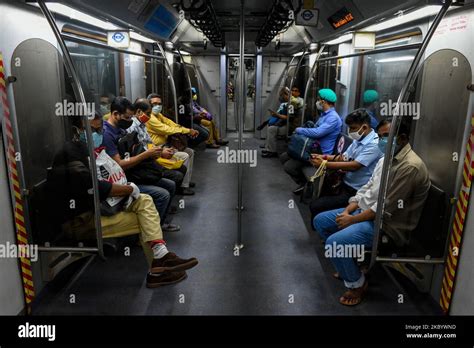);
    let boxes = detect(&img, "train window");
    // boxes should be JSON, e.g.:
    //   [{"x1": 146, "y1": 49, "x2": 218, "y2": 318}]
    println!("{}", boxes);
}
[{"x1": 10, "y1": 38, "x2": 101, "y2": 248}]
